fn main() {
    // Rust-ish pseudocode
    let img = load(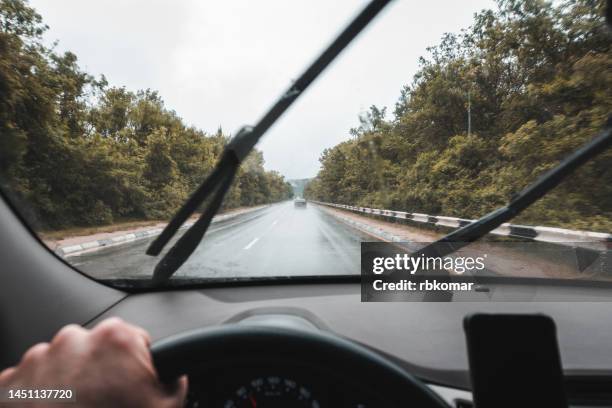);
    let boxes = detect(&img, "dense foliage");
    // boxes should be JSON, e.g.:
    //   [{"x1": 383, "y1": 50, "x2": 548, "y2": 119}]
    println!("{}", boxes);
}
[
  {"x1": 0, "y1": 0, "x2": 292, "y2": 229},
  {"x1": 305, "y1": 0, "x2": 611, "y2": 232}
]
